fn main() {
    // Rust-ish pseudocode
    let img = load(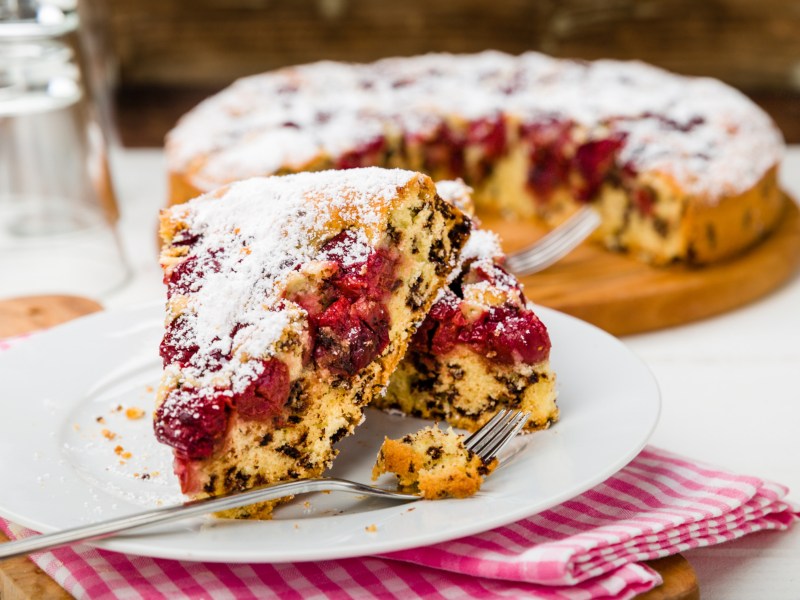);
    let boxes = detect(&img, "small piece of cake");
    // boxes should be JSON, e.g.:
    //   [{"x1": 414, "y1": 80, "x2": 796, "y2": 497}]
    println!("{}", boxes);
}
[
  {"x1": 154, "y1": 168, "x2": 471, "y2": 518},
  {"x1": 378, "y1": 182, "x2": 558, "y2": 432},
  {"x1": 372, "y1": 425, "x2": 497, "y2": 499},
  {"x1": 166, "y1": 51, "x2": 785, "y2": 266}
]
